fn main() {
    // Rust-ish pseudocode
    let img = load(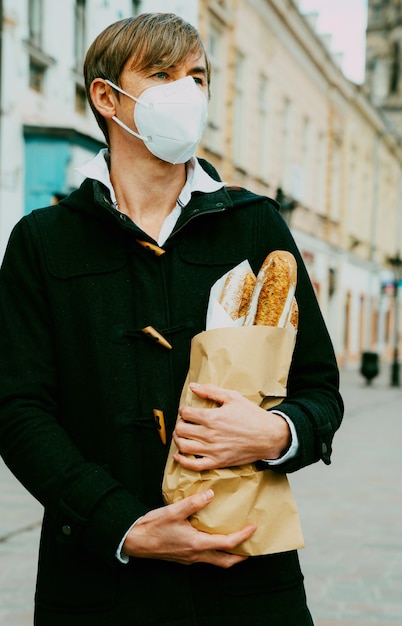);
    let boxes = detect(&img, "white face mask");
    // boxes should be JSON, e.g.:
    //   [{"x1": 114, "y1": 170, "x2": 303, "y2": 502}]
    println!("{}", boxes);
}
[{"x1": 105, "y1": 76, "x2": 208, "y2": 164}]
